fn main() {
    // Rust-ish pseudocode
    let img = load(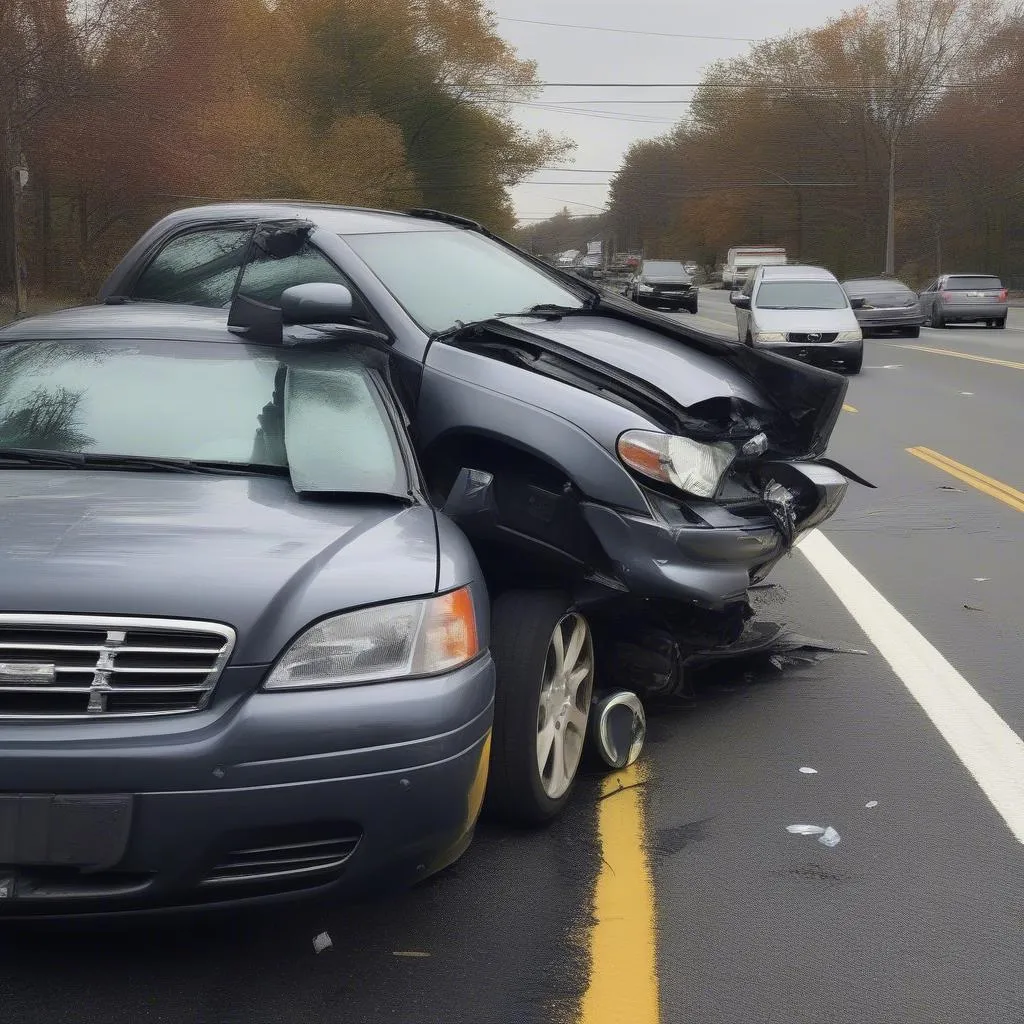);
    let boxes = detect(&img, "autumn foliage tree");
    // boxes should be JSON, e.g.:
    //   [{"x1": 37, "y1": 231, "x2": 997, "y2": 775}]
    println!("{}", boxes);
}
[
  {"x1": 1, "y1": 0, "x2": 568, "y2": 312},
  {"x1": 605, "y1": 0, "x2": 1023, "y2": 285}
]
